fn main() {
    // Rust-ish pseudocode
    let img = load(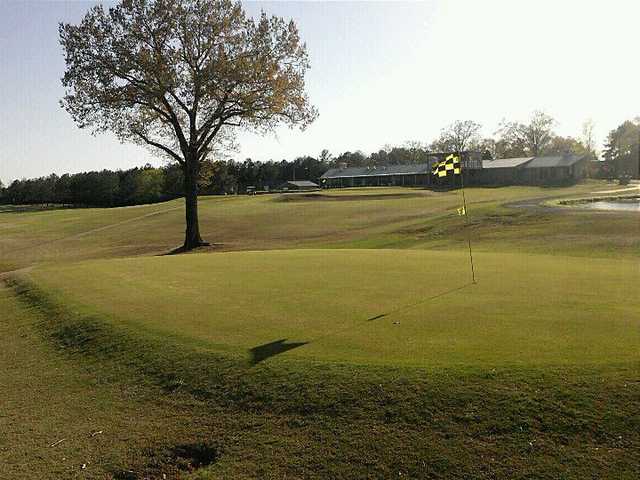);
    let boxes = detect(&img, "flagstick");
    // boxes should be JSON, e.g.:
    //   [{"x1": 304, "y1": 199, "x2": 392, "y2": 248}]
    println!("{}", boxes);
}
[{"x1": 458, "y1": 153, "x2": 476, "y2": 284}]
